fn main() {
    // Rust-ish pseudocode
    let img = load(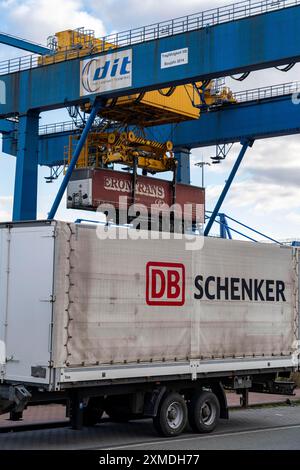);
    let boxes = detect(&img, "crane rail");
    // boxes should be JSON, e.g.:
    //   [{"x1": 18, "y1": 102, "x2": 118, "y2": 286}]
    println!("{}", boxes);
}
[{"x1": 0, "y1": 0, "x2": 299, "y2": 75}]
